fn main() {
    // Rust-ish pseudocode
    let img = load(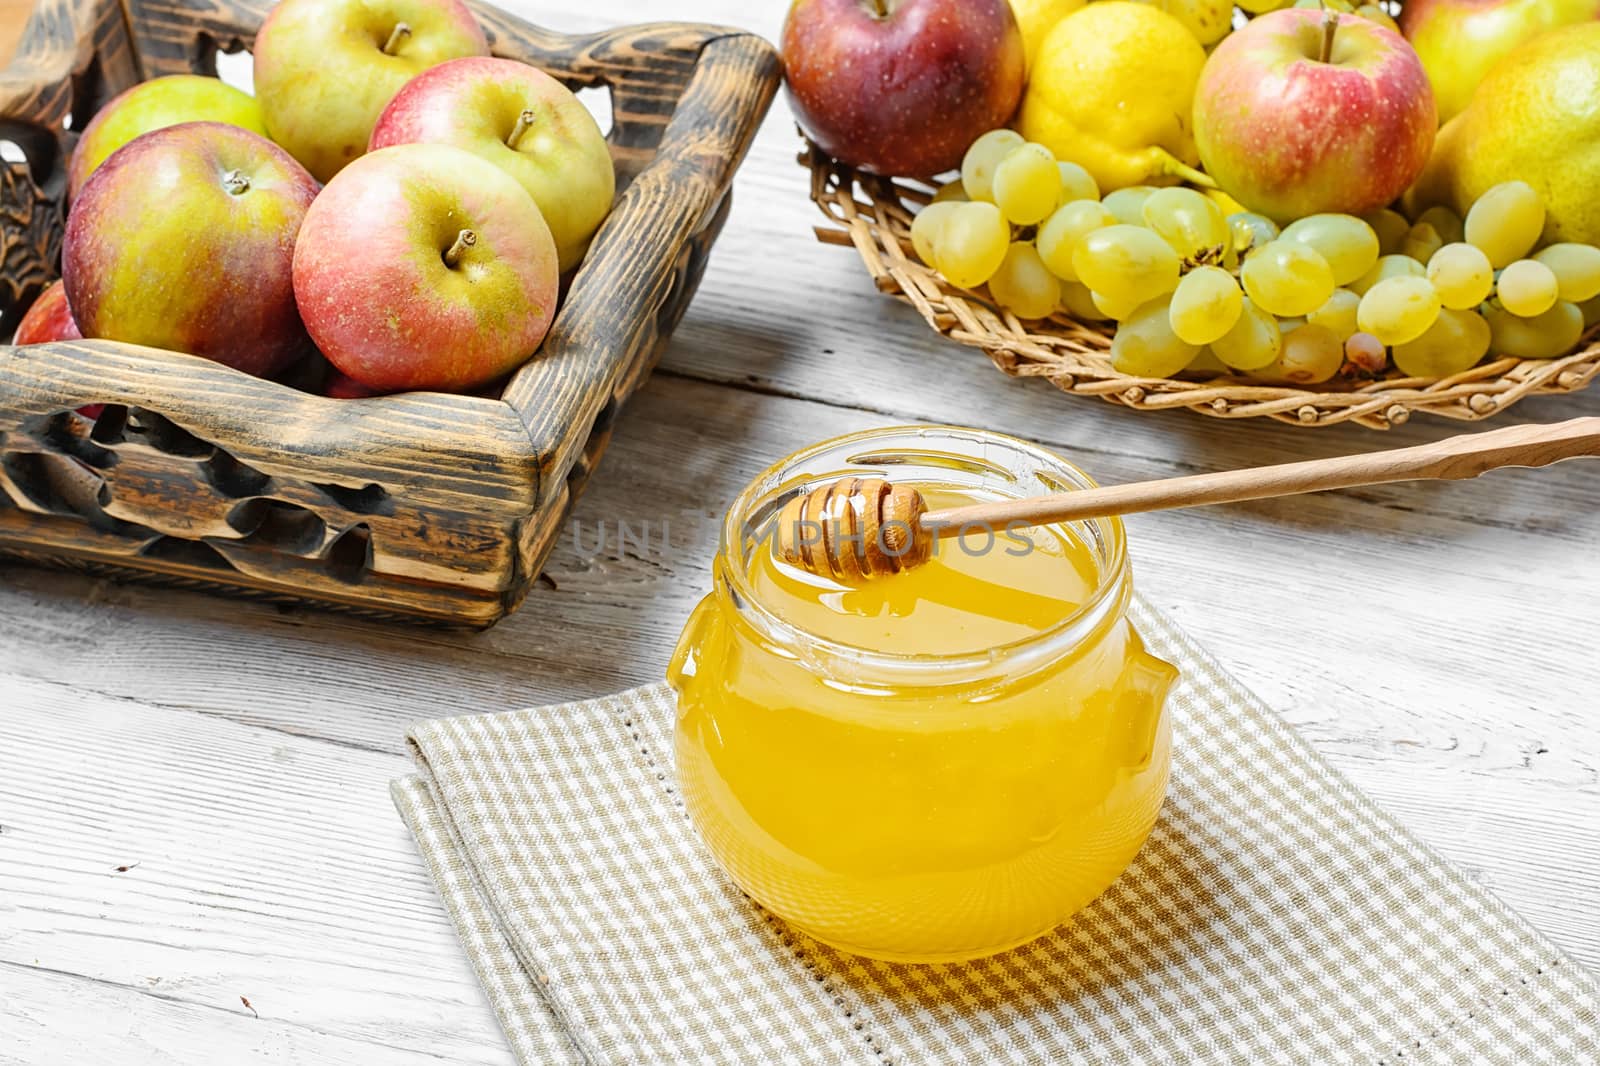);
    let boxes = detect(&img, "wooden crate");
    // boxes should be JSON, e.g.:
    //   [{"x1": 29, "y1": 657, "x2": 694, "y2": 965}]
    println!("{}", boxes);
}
[{"x1": 0, "y1": 0, "x2": 779, "y2": 625}]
